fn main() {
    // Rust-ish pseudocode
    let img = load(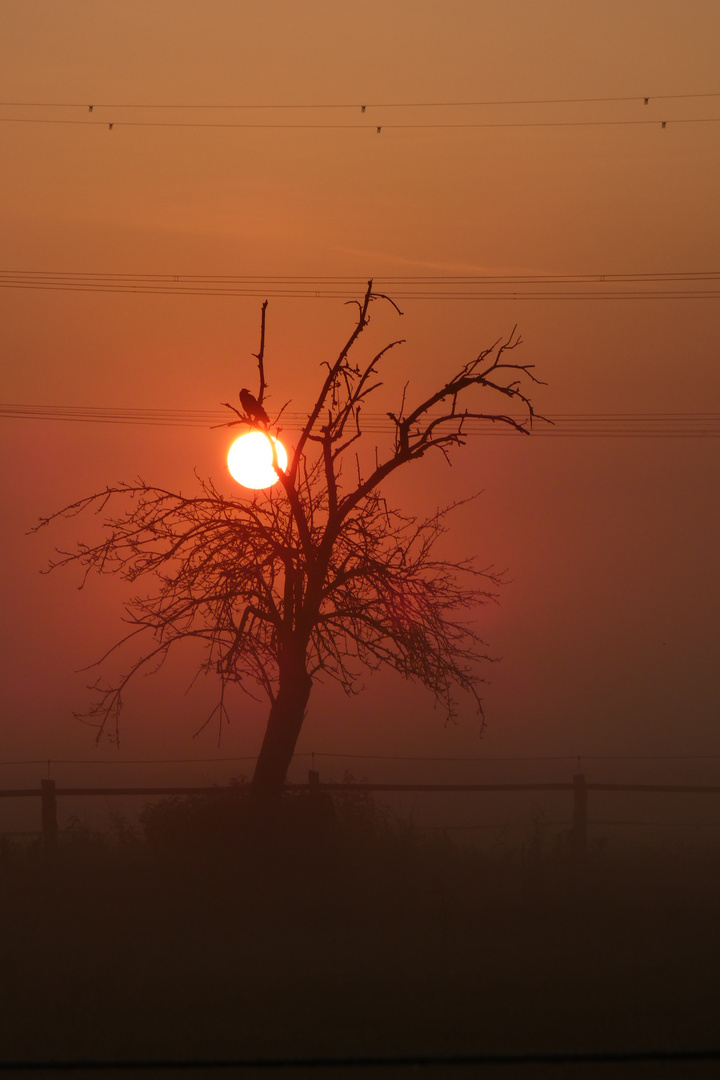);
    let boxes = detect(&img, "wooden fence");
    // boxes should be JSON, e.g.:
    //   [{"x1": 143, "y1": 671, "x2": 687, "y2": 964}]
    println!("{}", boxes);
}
[{"x1": 2, "y1": 772, "x2": 720, "y2": 861}]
